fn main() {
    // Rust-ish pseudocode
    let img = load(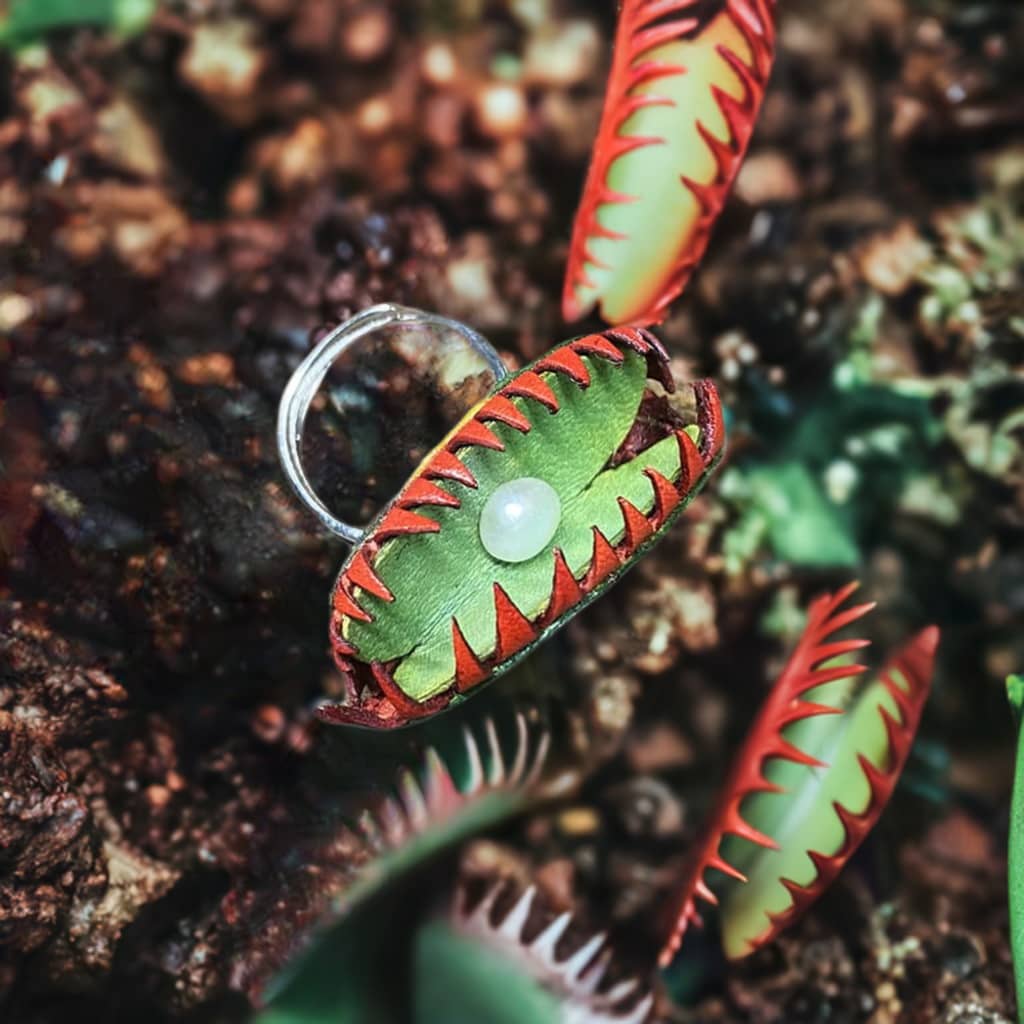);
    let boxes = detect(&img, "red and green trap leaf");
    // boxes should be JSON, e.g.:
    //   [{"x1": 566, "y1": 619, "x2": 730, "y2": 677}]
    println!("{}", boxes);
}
[
  {"x1": 322, "y1": 327, "x2": 725, "y2": 729},
  {"x1": 660, "y1": 583, "x2": 938, "y2": 964},
  {"x1": 564, "y1": 0, "x2": 777, "y2": 327}
]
